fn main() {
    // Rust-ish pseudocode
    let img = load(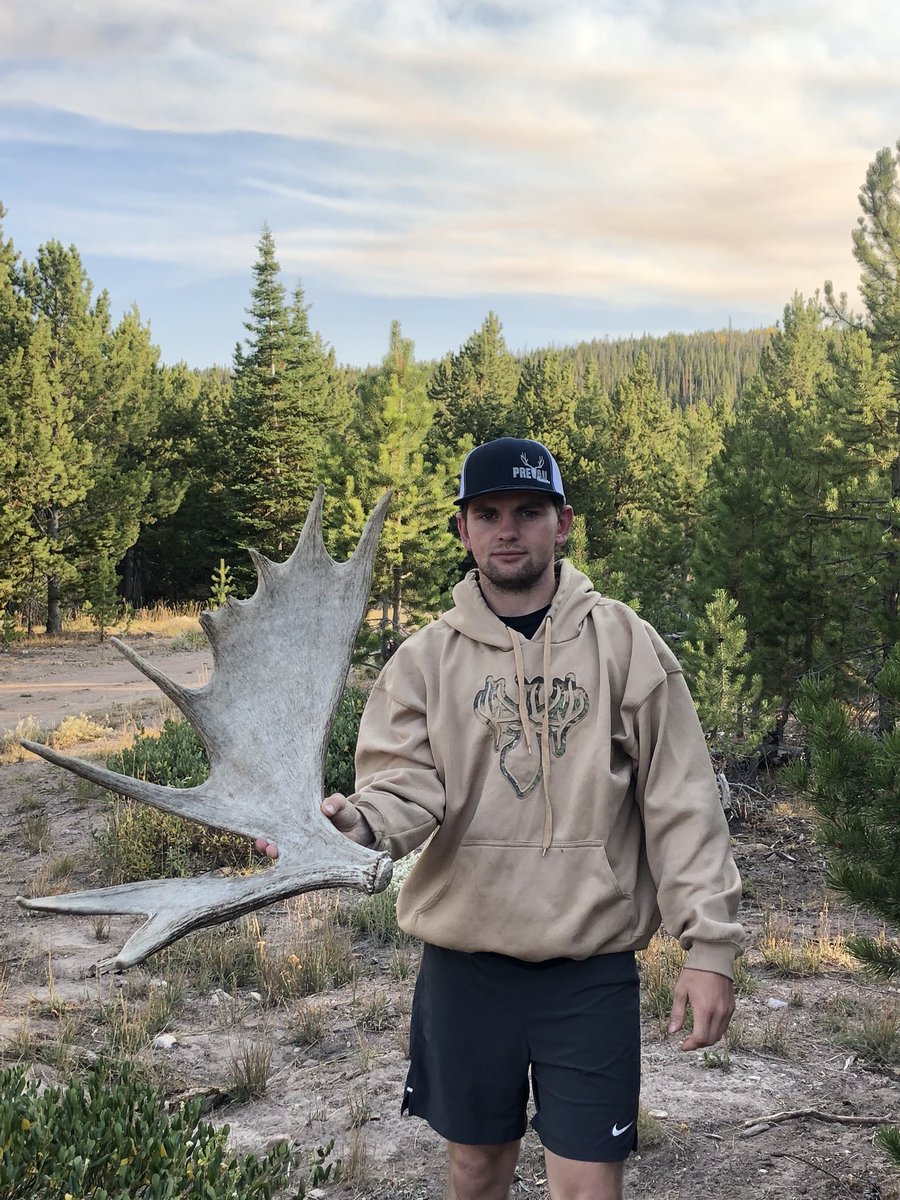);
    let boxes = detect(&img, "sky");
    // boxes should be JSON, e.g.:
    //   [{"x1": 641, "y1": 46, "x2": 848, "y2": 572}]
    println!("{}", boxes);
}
[{"x1": 1, "y1": 1, "x2": 899, "y2": 370}]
